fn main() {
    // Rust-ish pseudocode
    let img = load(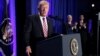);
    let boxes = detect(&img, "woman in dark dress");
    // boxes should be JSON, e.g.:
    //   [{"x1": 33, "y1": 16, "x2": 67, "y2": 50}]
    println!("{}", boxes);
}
[{"x1": 77, "y1": 15, "x2": 88, "y2": 55}]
